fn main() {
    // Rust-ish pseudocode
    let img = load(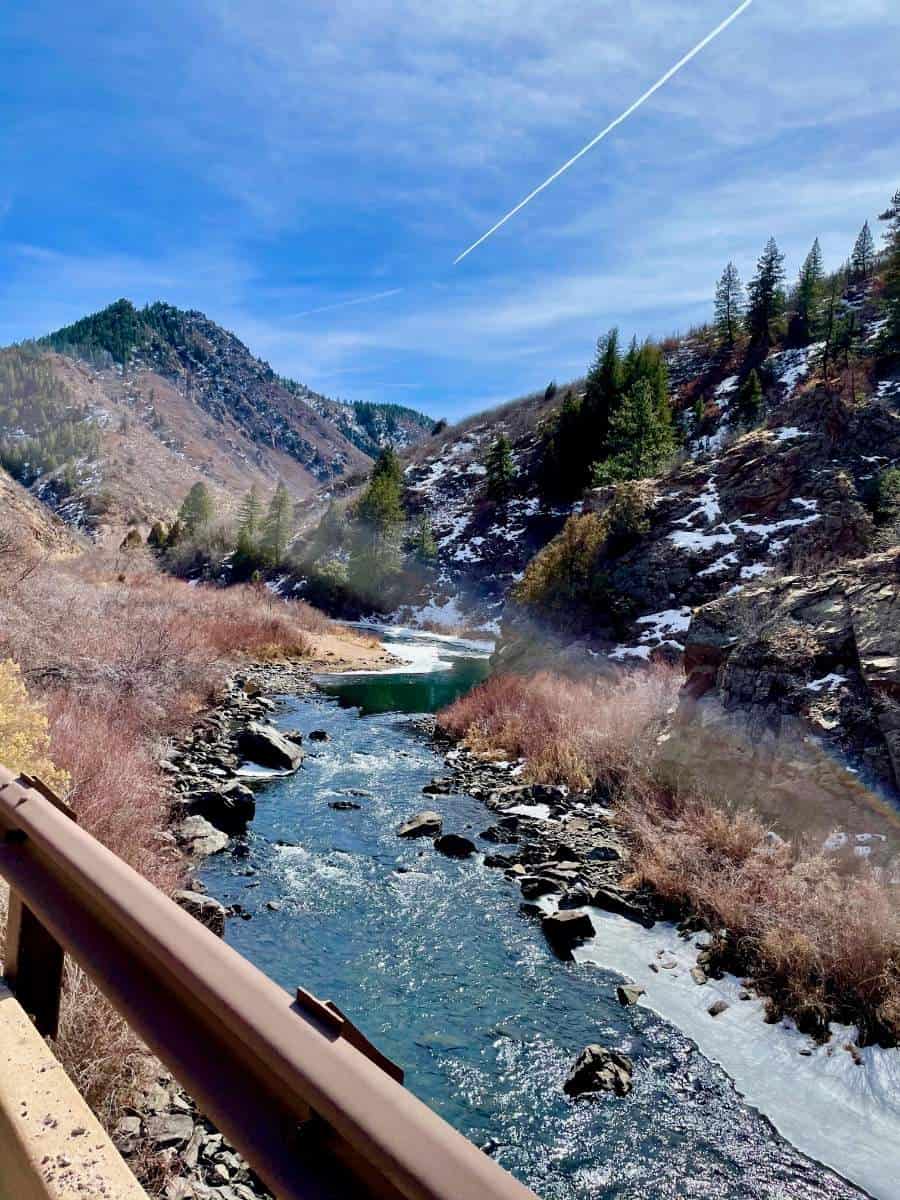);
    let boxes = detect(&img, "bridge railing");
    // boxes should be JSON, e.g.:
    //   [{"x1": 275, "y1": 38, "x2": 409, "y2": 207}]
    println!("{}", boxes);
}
[{"x1": 0, "y1": 765, "x2": 538, "y2": 1200}]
